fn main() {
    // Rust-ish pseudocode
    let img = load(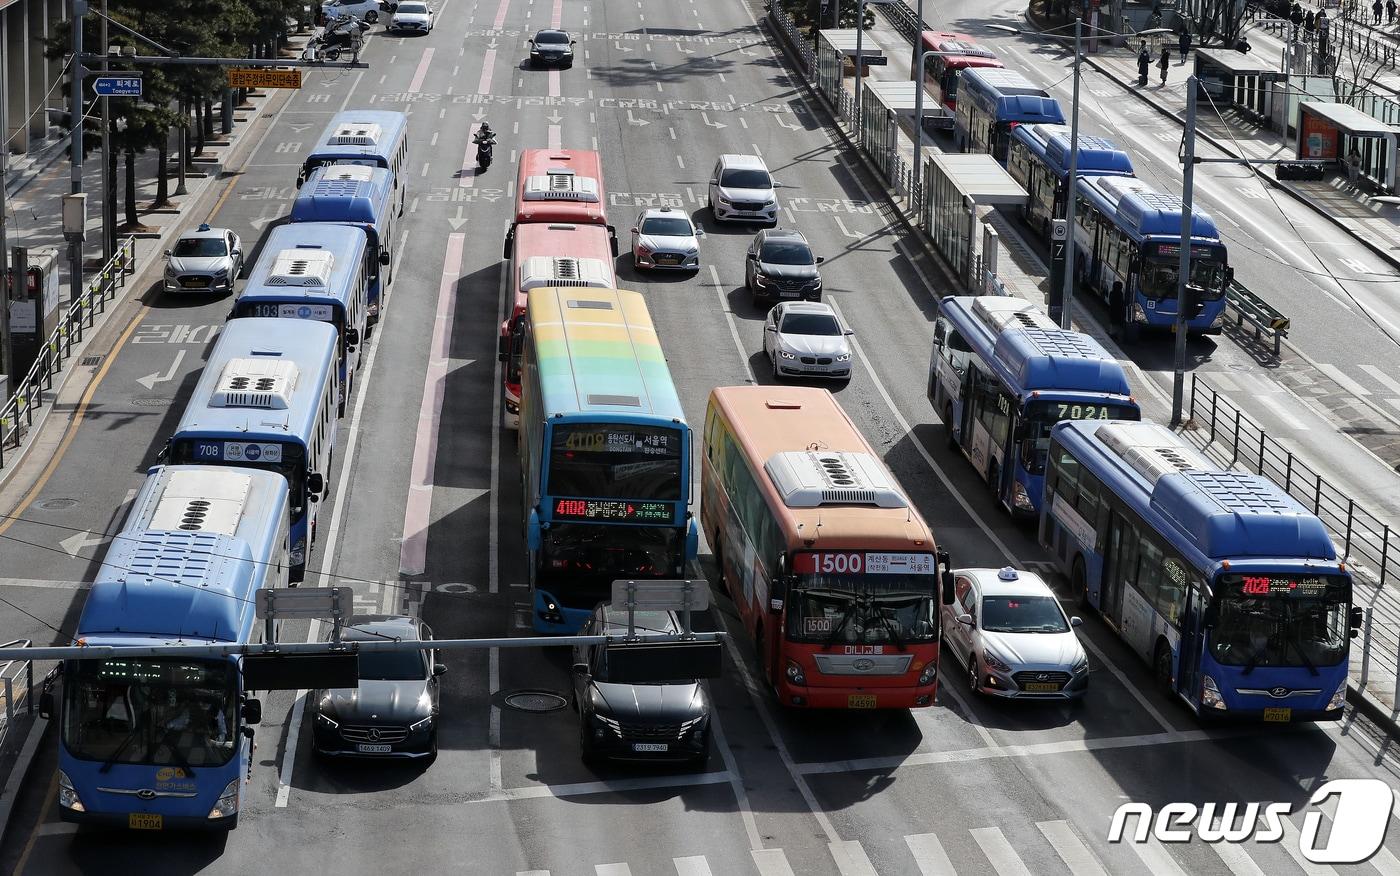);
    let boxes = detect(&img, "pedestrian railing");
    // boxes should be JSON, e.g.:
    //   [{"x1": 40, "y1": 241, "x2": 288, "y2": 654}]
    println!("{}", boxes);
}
[
  {"x1": 1223, "y1": 280, "x2": 1290, "y2": 356},
  {"x1": 767, "y1": 2, "x2": 816, "y2": 74},
  {"x1": 0, "y1": 641, "x2": 35, "y2": 760},
  {"x1": 0, "y1": 237, "x2": 137, "y2": 472},
  {"x1": 878, "y1": 0, "x2": 924, "y2": 43}
]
